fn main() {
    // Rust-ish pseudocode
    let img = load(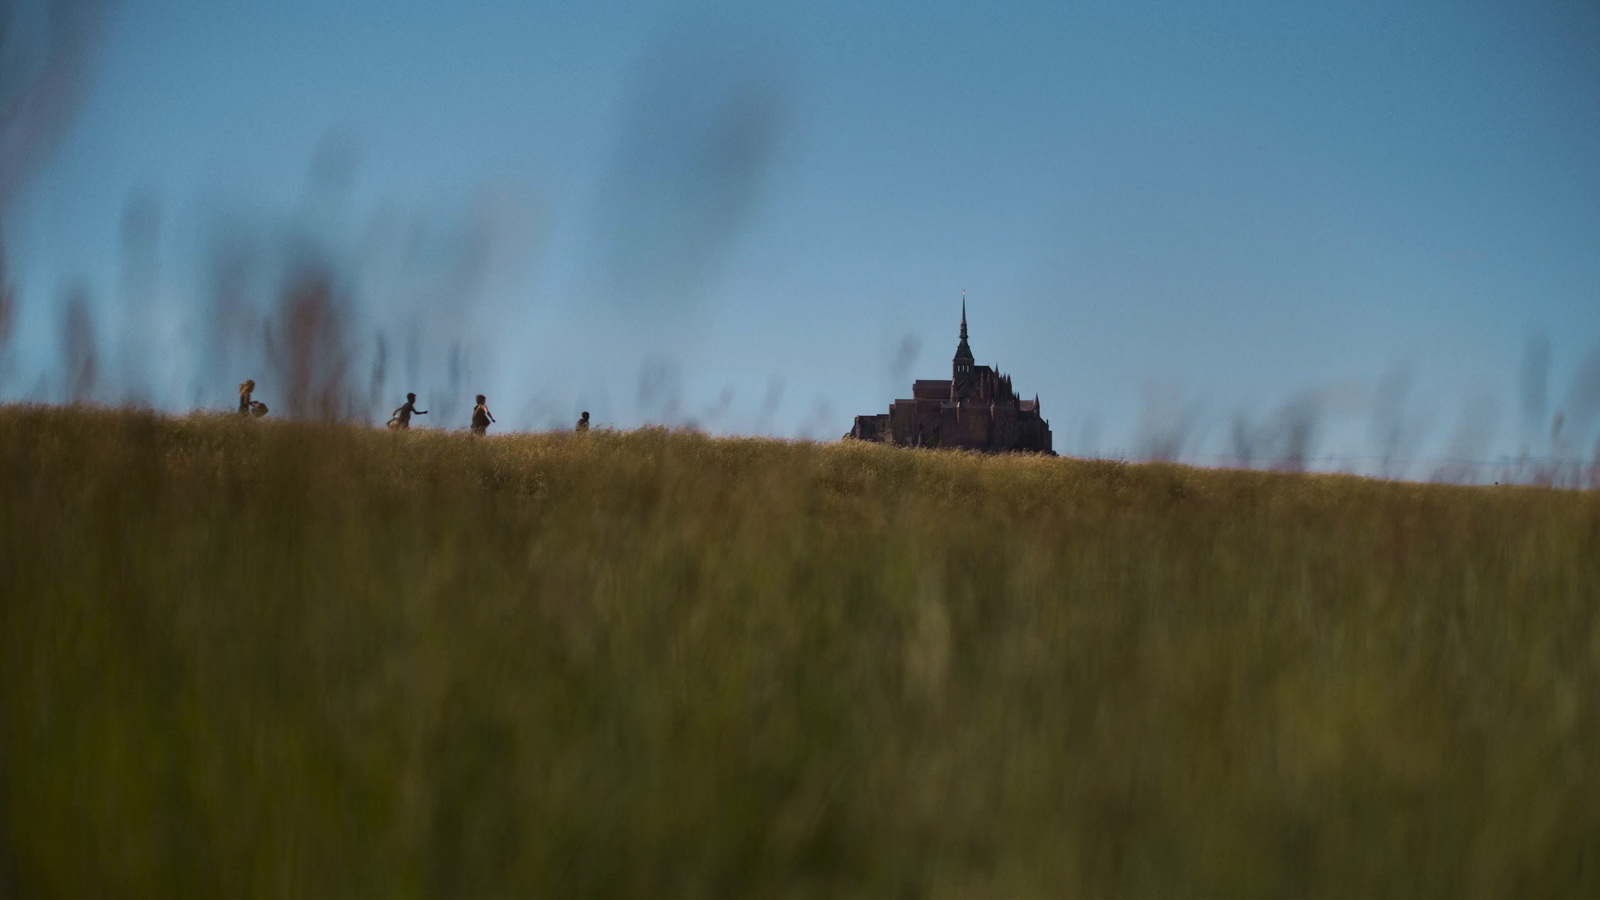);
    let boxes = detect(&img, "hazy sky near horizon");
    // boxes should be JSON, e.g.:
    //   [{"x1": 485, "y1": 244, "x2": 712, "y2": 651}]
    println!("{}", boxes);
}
[{"x1": 3, "y1": 0, "x2": 1598, "y2": 473}]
